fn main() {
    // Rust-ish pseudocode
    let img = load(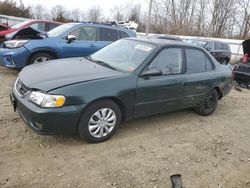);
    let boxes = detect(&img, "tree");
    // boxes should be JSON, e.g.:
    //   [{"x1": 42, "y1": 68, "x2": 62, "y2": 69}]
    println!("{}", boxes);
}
[
  {"x1": 32, "y1": 4, "x2": 46, "y2": 19},
  {"x1": 87, "y1": 6, "x2": 102, "y2": 22},
  {"x1": 210, "y1": 0, "x2": 237, "y2": 37},
  {"x1": 0, "y1": 0, "x2": 32, "y2": 18},
  {"x1": 70, "y1": 8, "x2": 81, "y2": 22},
  {"x1": 51, "y1": 5, "x2": 70, "y2": 22},
  {"x1": 129, "y1": 4, "x2": 142, "y2": 22},
  {"x1": 111, "y1": 5, "x2": 124, "y2": 22},
  {"x1": 237, "y1": 0, "x2": 250, "y2": 38}
]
